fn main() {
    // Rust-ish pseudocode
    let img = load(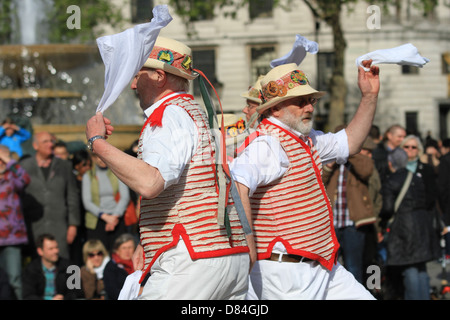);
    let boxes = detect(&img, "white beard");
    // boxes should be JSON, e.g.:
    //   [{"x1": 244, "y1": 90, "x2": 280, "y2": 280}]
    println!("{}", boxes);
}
[{"x1": 279, "y1": 109, "x2": 314, "y2": 136}]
